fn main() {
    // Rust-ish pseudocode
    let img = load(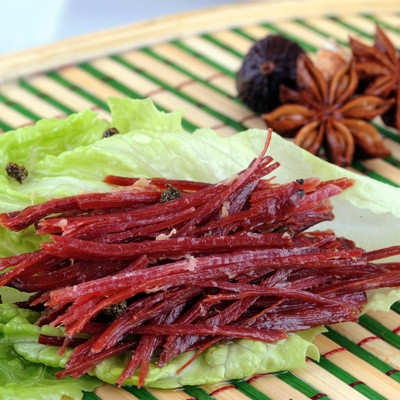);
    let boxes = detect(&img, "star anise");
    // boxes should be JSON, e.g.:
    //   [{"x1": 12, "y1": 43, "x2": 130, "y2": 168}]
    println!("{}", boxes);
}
[
  {"x1": 350, "y1": 25, "x2": 400, "y2": 130},
  {"x1": 263, "y1": 53, "x2": 394, "y2": 167}
]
